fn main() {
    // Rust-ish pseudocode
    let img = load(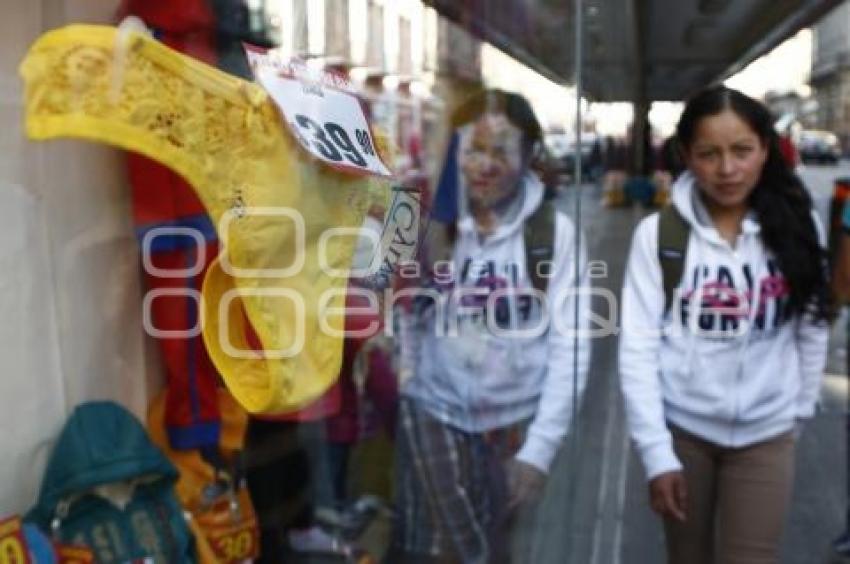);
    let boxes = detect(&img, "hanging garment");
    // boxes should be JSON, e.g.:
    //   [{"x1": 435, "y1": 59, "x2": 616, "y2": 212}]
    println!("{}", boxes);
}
[
  {"x1": 20, "y1": 25, "x2": 391, "y2": 414},
  {"x1": 131, "y1": 157, "x2": 224, "y2": 449},
  {"x1": 120, "y1": 0, "x2": 224, "y2": 450}
]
